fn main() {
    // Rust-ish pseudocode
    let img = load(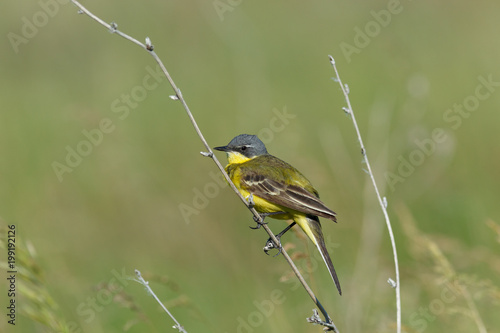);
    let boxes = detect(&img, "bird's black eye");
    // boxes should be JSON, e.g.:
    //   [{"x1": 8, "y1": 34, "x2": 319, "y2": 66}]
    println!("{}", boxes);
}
[{"x1": 241, "y1": 146, "x2": 247, "y2": 151}]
